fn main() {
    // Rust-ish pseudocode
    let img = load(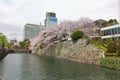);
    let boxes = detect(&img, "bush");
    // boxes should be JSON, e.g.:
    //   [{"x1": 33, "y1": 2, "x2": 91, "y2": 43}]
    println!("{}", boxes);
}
[
  {"x1": 117, "y1": 40, "x2": 120, "y2": 56},
  {"x1": 71, "y1": 30, "x2": 84, "y2": 41},
  {"x1": 105, "y1": 53, "x2": 118, "y2": 57},
  {"x1": 39, "y1": 44, "x2": 44, "y2": 49},
  {"x1": 92, "y1": 40, "x2": 107, "y2": 52},
  {"x1": 100, "y1": 57, "x2": 120, "y2": 71},
  {"x1": 107, "y1": 40, "x2": 117, "y2": 53}
]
